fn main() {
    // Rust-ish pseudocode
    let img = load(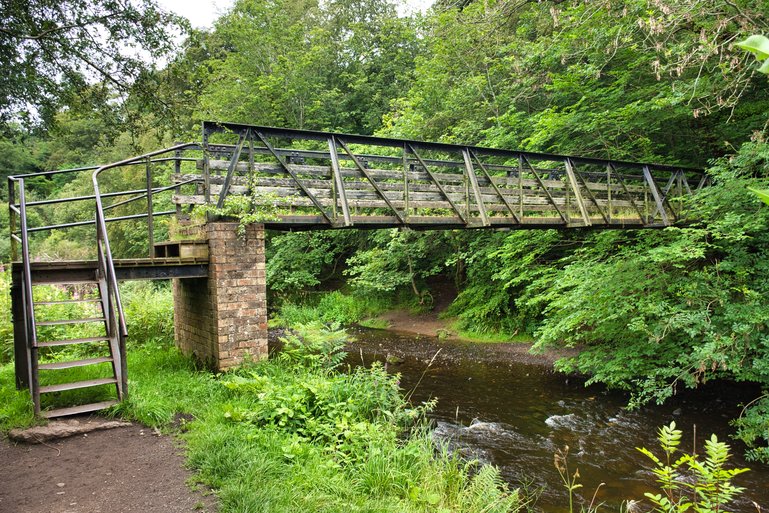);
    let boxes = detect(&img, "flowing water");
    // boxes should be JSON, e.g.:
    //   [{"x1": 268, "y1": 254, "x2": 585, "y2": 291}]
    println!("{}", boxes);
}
[{"x1": 346, "y1": 328, "x2": 769, "y2": 511}]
